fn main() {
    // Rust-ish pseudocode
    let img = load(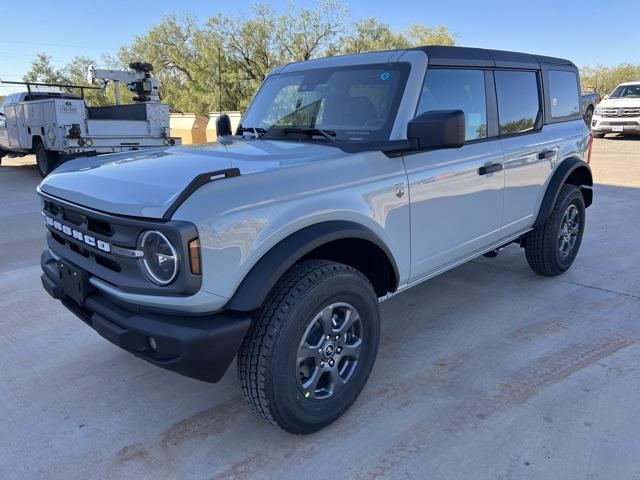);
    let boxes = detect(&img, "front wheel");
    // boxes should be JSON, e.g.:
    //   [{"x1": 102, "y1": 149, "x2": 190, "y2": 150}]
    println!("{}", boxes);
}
[
  {"x1": 524, "y1": 184, "x2": 586, "y2": 276},
  {"x1": 237, "y1": 260, "x2": 380, "y2": 434}
]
